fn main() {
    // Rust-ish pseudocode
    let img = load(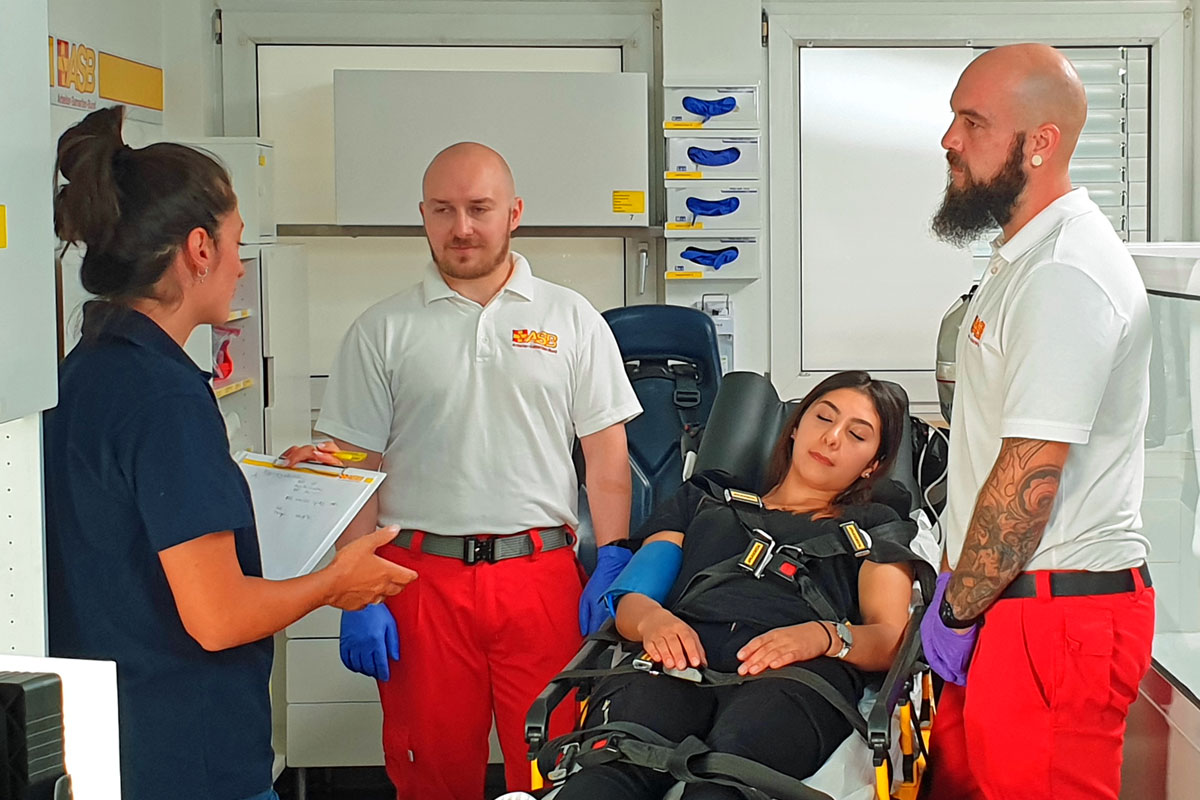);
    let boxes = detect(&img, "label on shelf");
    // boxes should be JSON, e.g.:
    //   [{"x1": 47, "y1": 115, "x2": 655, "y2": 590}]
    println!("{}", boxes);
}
[
  {"x1": 667, "y1": 222, "x2": 705, "y2": 230},
  {"x1": 664, "y1": 121, "x2": 704, "y2": 129},
  {"x1": 214, "y1": 377, "x2": 254, "y2": 399},
  {"x1": 665, "y1": 172, "x2": 703, "y2": 180},
  {"x1": 226, "y1": 308, "x2": 253, "y2": 322},
  {"x1": 666, "y1": 271, "x2": 705, "y2": 280}
]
